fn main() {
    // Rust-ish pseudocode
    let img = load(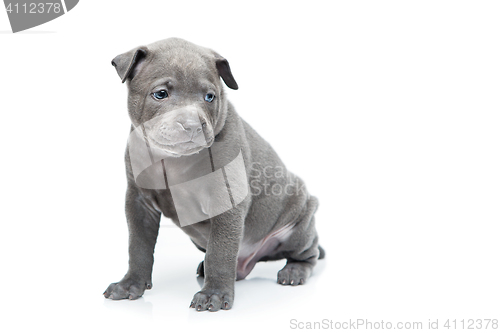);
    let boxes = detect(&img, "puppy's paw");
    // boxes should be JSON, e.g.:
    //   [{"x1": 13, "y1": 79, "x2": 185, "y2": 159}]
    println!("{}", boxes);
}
[
  {"x1": 190, "y1": 289, "x2": 233, "y2": 312},
  {"x1": 277, "y1": 262, "x2": 312, "y2": 286},
  {"x1": 103, "y1": 277, "x2": 152, "y2": 300}
]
